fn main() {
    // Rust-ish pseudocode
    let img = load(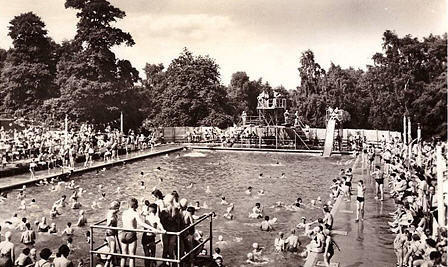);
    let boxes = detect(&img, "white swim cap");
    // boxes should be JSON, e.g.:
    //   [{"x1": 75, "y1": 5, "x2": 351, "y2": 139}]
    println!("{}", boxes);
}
[
  {"x1": 4, "y1": 231, "x2": 12, "y2": 239},
  {"x1": 218, "y1": 235, "x2": 223, "y2": 241},
  {"x1": 179, "y1": 198, "x2": 188, "y2": 207},
  {"x1": 164, "y1": 194, "x2": 174, "y2": 205},
  {"x1": 252, "y1": 242, "x2": 259, "y2": 249}
]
